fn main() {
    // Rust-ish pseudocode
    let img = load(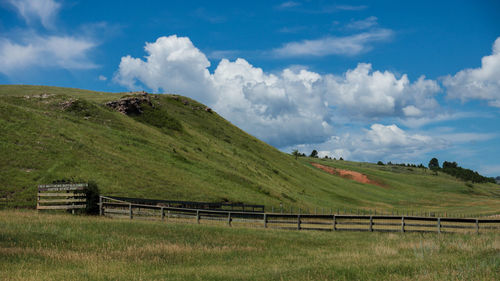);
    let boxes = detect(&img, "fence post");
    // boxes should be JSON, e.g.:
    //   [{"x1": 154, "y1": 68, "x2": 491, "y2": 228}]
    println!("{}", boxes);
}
[
  {"x1": 99, "y1": 196, "x2": 103, "y2": 216},
  {"x1": 129, "y1": 203, "x2": 133, "y2": 220},
  {"x1": 333, "y1": 215, "x2": 337, "y2": 231},
  {"x1": 401, "y1": 216, "x2": 405, "y2": 232},
  {"x1": 196, "y1": 210, "x2": 200, "y2": 224},
  {"x1": 437, "y1": 217, "x2": 441, "y2": 234},
  {"x1": 475, "y1": 219, "x2": 479, "y2": 234},
  {"x1": 228, "y1": 212, "x2": 232, "y2": 227},
  {"x1": 161, "y1": 207, "x2": 165, "y2": 221},
  {"x1": 369, "y1": 215, "x2": 373, "y2": 232},
  {"x1": 263, "y1": 213, "x2": 267, "y2": 228},
  {"x1": 297, "y1": 214, "x2": 301, "y2": 230}
]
